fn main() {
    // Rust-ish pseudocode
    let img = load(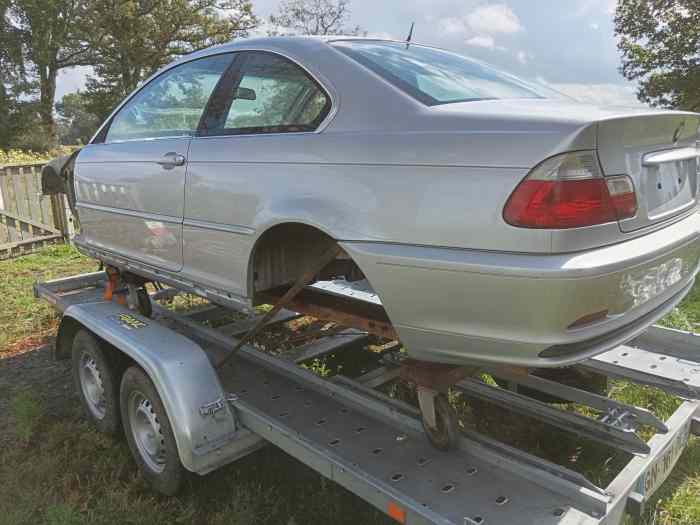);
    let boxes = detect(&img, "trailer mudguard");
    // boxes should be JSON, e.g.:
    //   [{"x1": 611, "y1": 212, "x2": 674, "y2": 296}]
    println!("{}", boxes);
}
[{"x1": 58, "y1": 301, "x2": 262, "y2": 474}]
